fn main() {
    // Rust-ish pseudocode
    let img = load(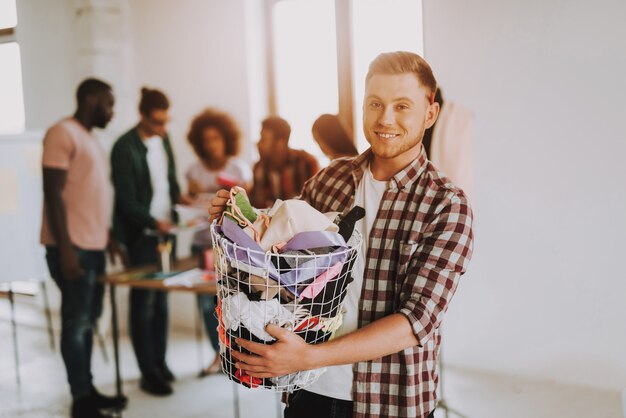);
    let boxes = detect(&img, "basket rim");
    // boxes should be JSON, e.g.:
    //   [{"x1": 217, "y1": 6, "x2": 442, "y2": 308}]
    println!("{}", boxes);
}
[{"x1": 209, "y1": 219, "x2": 362, "y2": 260}]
